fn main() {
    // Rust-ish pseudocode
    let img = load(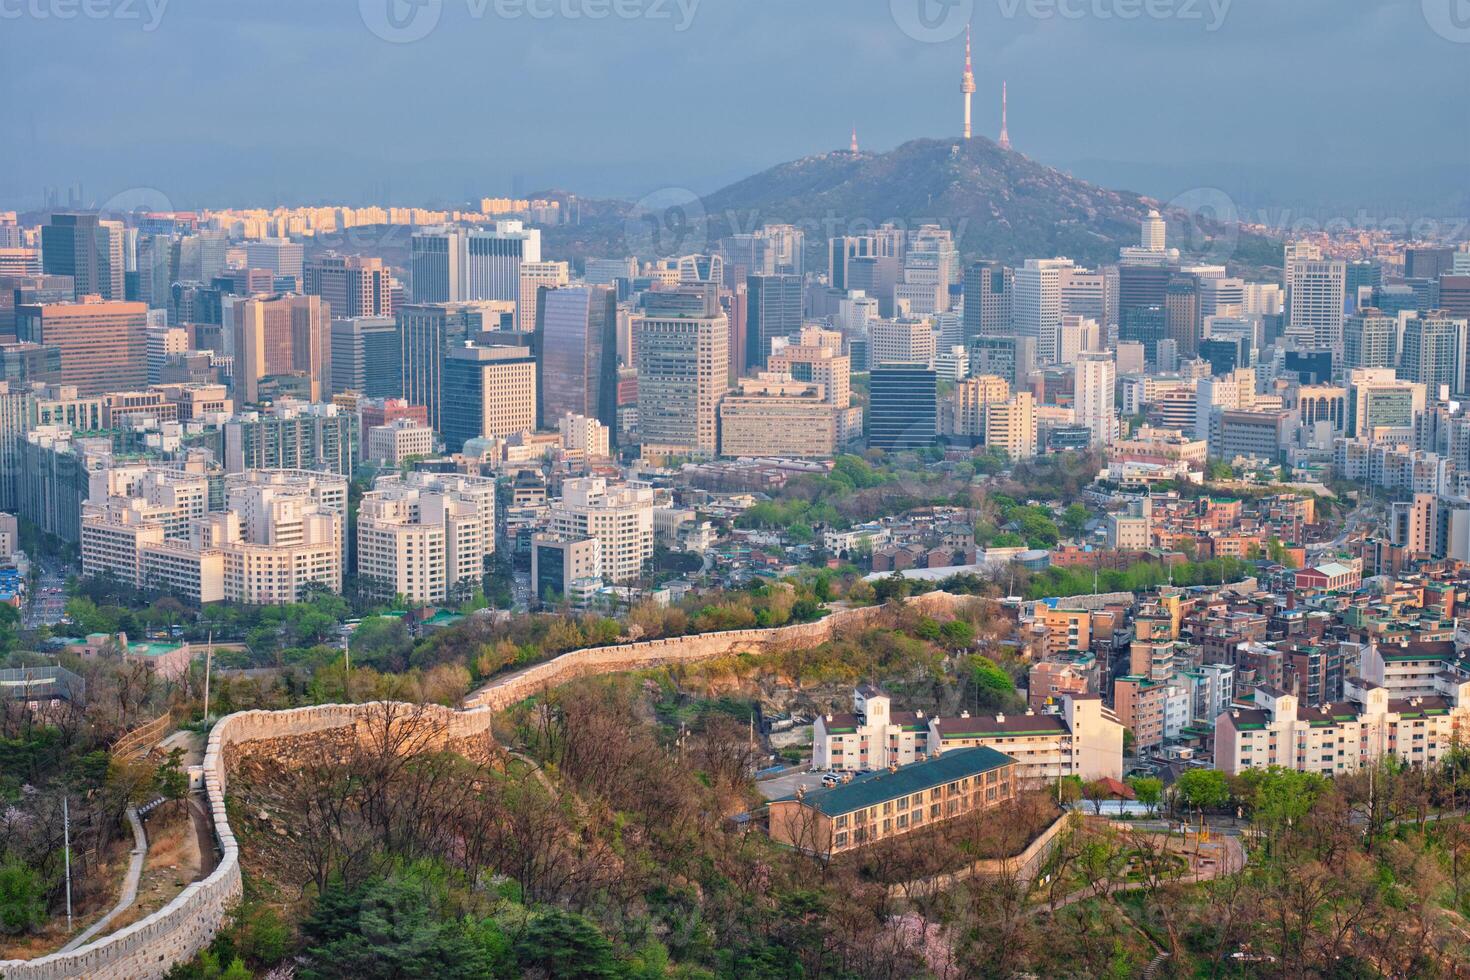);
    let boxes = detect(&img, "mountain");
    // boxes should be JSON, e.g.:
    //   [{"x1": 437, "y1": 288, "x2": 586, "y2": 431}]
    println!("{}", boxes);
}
[{"x1": 540, "y1": 135, "x2": 1280, "y2": 273}]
